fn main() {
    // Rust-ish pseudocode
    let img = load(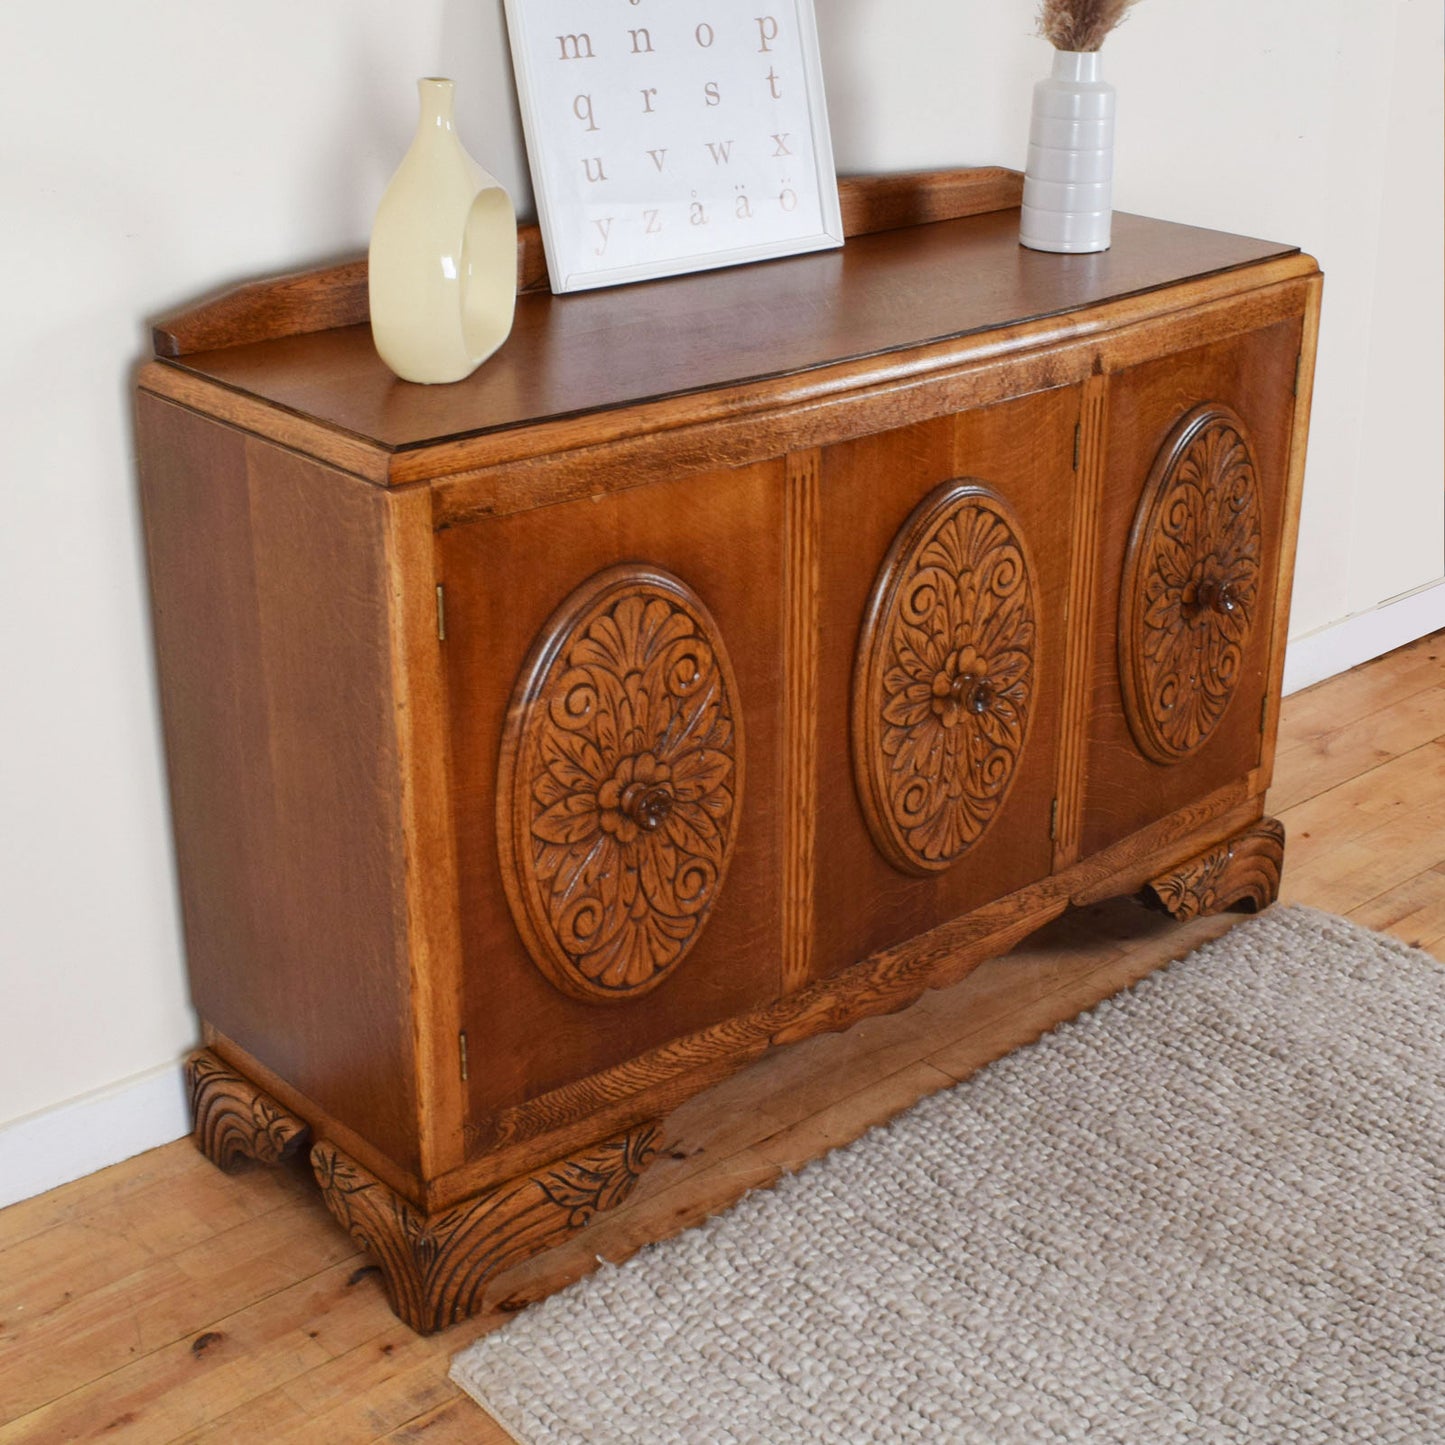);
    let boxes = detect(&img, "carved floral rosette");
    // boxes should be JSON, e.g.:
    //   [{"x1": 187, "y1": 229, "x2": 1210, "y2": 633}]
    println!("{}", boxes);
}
[
  {"x1": 1121, "y1": 404, "x2": 1264, "y2": 764},
  {"x1": 853, "y1": 481, "x2": 1038, "y2": 876},
  {"x1": 498, "y1": 565, "x2": 743, "y2": 1003}
]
